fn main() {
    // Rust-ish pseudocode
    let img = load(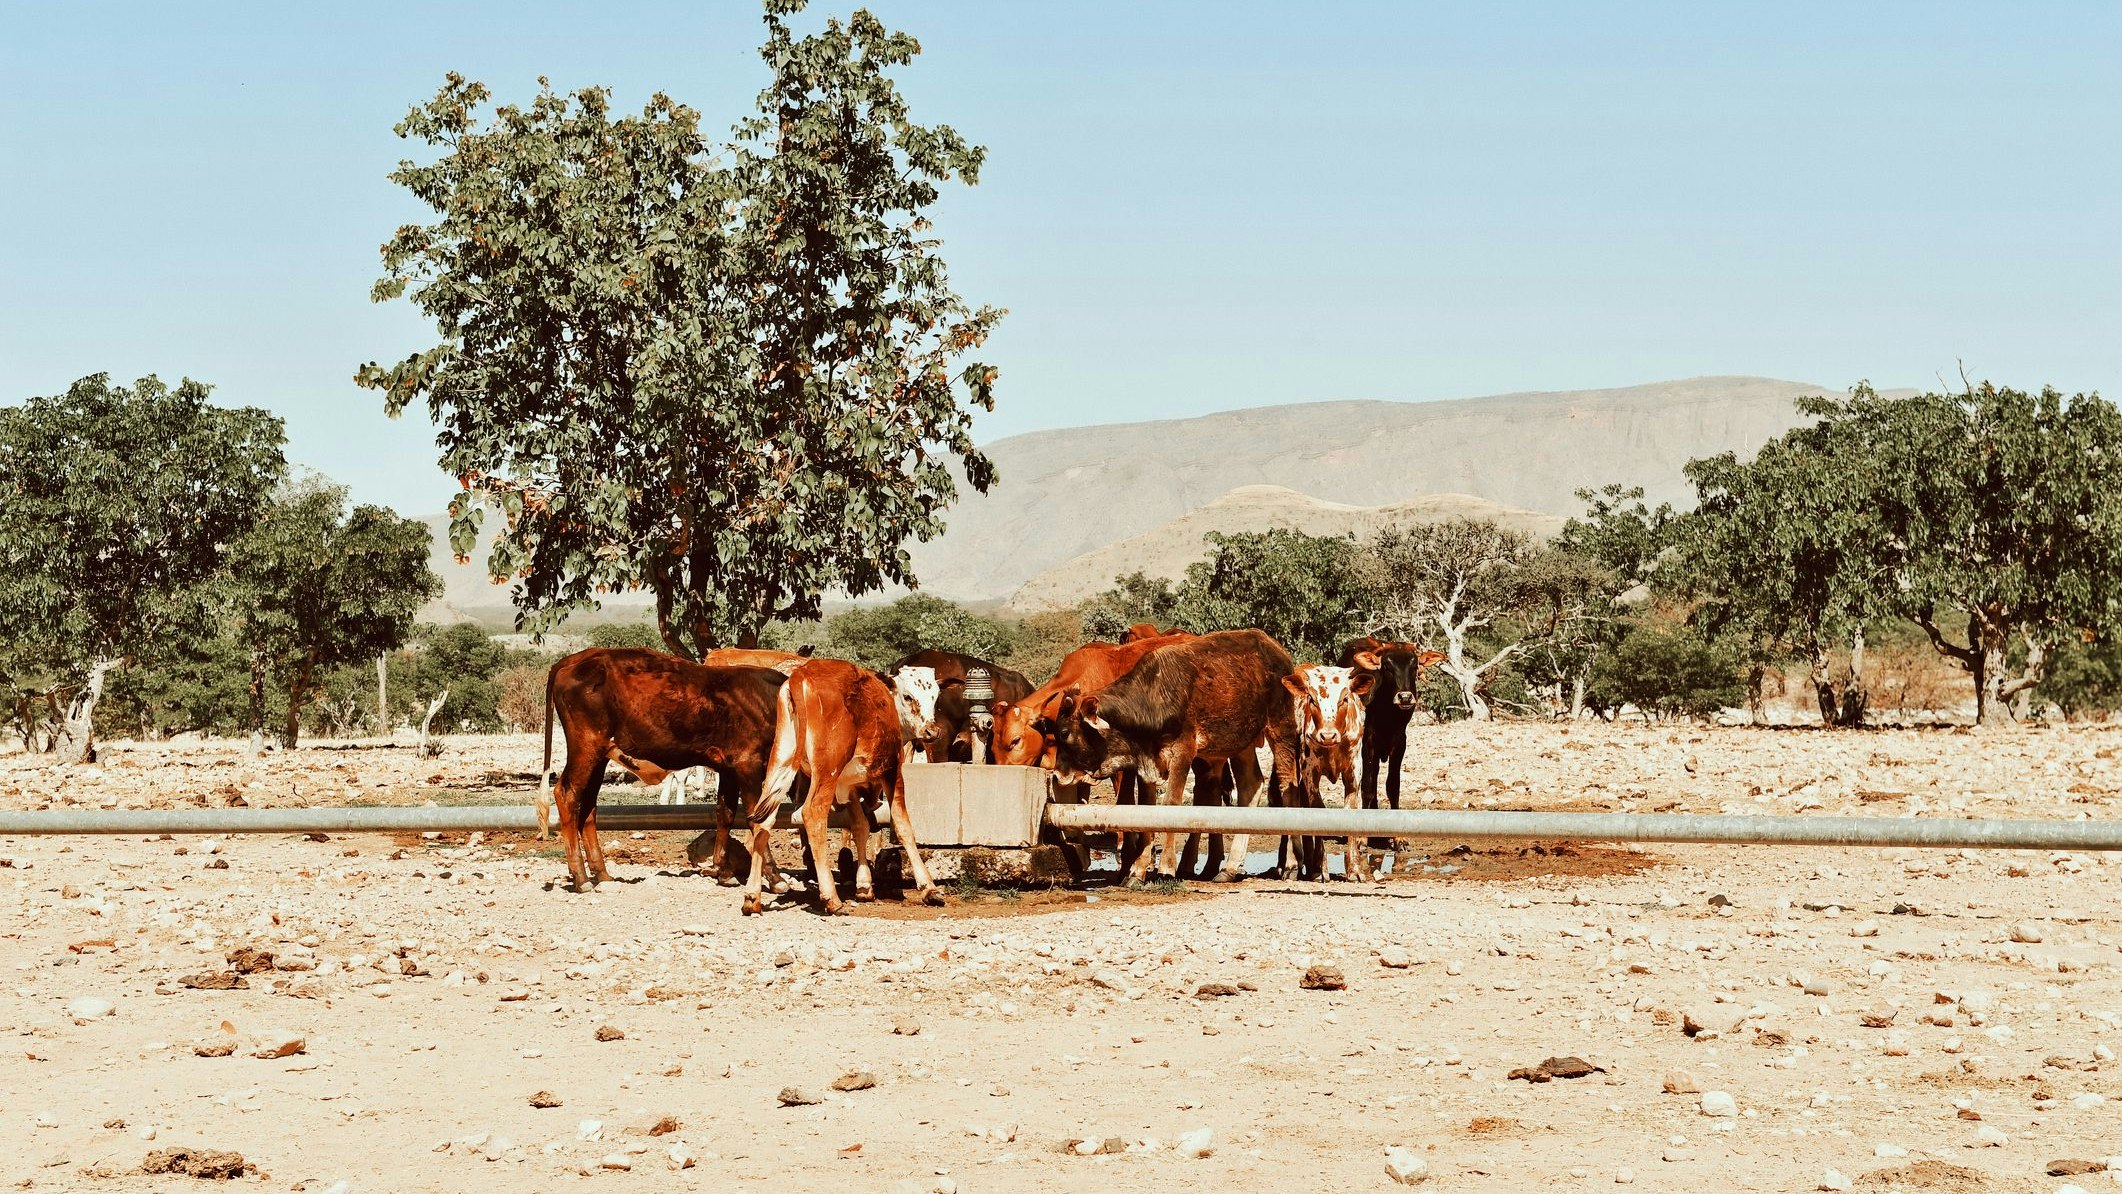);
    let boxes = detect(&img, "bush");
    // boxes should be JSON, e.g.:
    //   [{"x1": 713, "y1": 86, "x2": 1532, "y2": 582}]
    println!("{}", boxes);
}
[
  {"x1": 1595, "y1": 625, "x2": 1748, "y2": 720},
  {"x1": 823, "y1": 594, "x2": 1016, "y2": 672}
]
